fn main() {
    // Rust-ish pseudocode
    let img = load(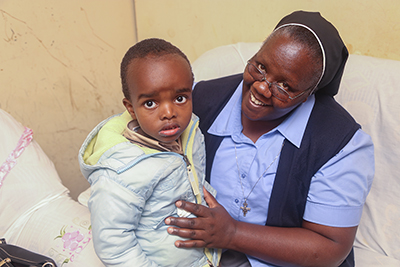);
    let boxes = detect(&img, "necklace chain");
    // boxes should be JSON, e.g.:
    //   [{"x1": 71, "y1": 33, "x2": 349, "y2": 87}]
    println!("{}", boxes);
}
[{"x1": 234, "y1": 142, "x2": 284, "y2": 216}]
